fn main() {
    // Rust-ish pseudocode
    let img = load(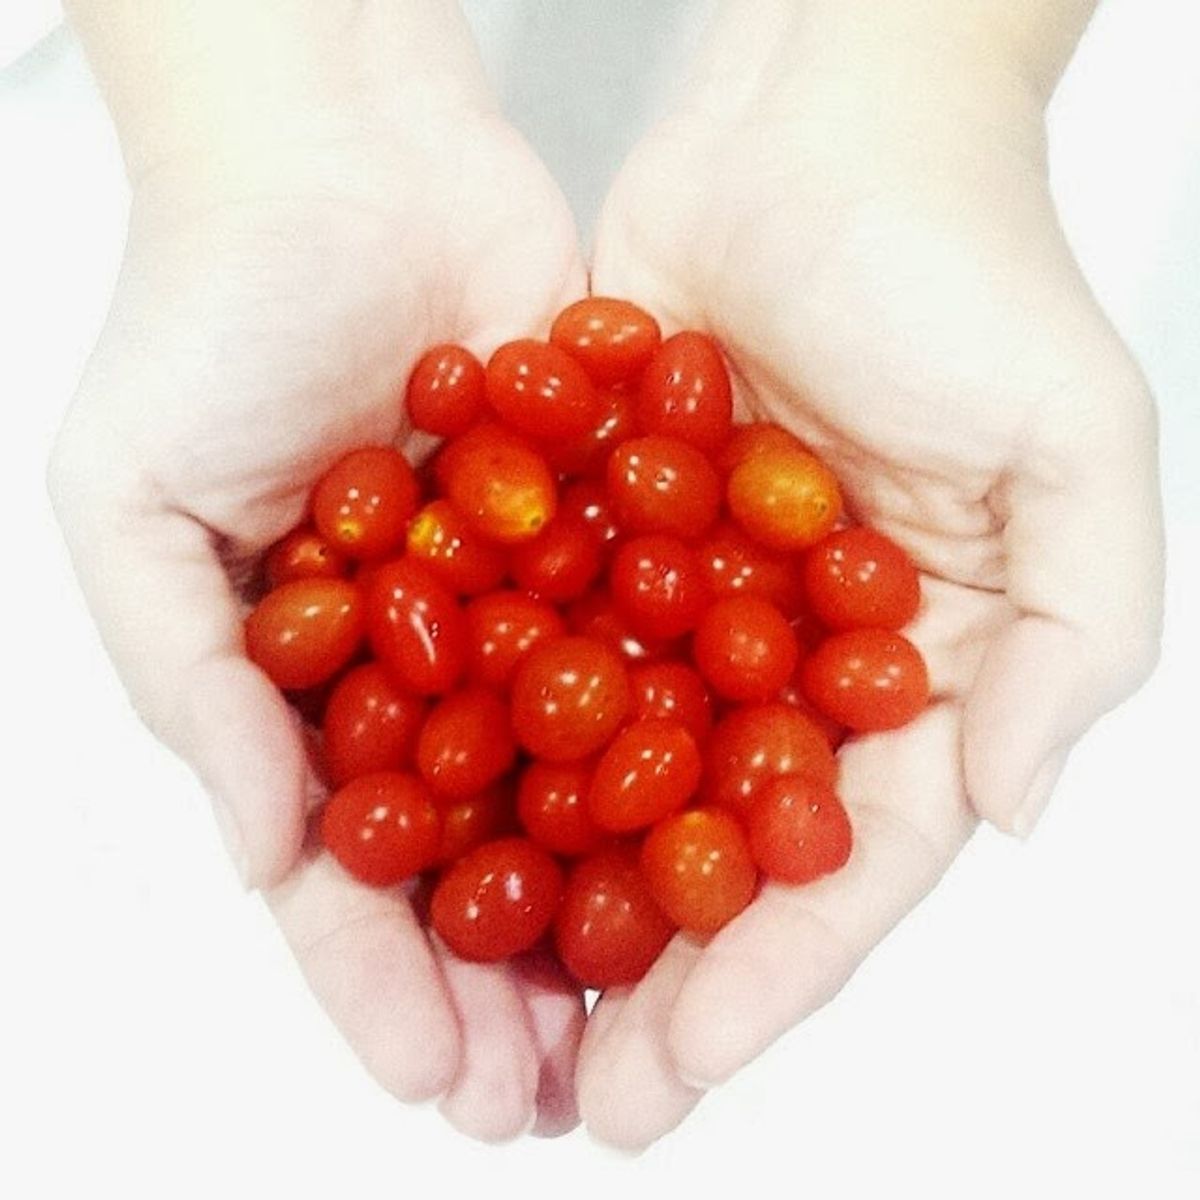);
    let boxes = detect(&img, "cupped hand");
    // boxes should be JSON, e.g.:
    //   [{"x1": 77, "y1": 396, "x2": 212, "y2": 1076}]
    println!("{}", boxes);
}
[
  {"x1": 48, "y1": 91, "x2": 586, "y2": 1141},
  {"x1": 578, "y1": 29, "x2": 1163, "y2": 1149}
]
